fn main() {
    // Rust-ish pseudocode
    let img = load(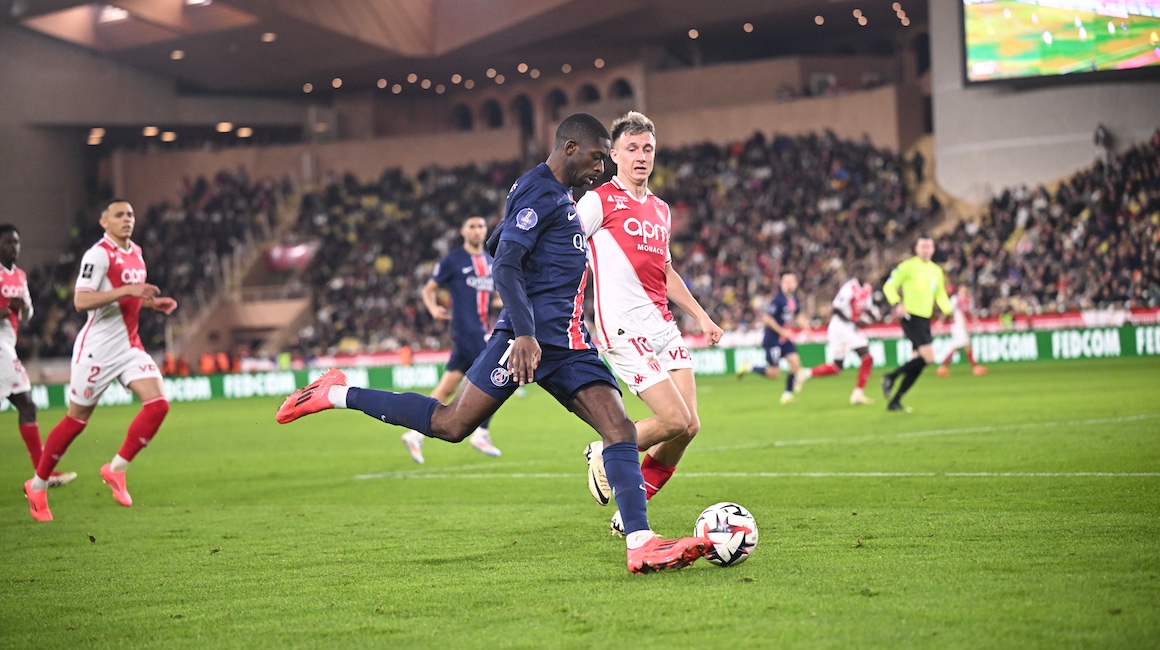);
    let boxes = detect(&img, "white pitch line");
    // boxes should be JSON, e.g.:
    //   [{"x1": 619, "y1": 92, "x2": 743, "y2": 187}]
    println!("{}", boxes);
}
[
  {"x1": 695, "y1": 413, "x2": 1160, "y2": 453},
  {"x1": 355, "y1": 471, "x2": 1160, "y2": 480}
]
